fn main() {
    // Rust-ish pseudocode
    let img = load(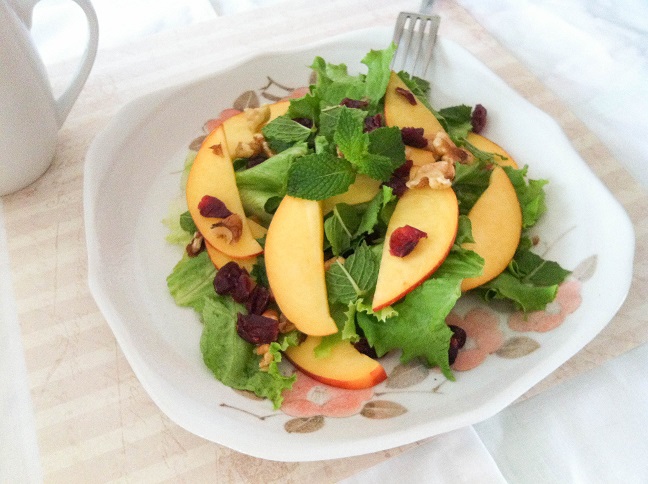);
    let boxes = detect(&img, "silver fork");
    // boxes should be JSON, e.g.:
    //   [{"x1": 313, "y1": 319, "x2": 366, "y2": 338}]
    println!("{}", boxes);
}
[{"x1": 391, "y1": 12, "x2": 441, "y2": 78}]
